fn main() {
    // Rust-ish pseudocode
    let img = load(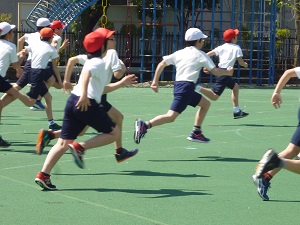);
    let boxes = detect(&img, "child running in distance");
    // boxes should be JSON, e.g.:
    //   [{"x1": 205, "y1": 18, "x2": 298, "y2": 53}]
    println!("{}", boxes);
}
[
  {"x1": 134, "y1": 28, "x2": 233, "y2": 144},
  {"x1": 197, "y1": 28, "x2": 249, "y2": 119}
]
